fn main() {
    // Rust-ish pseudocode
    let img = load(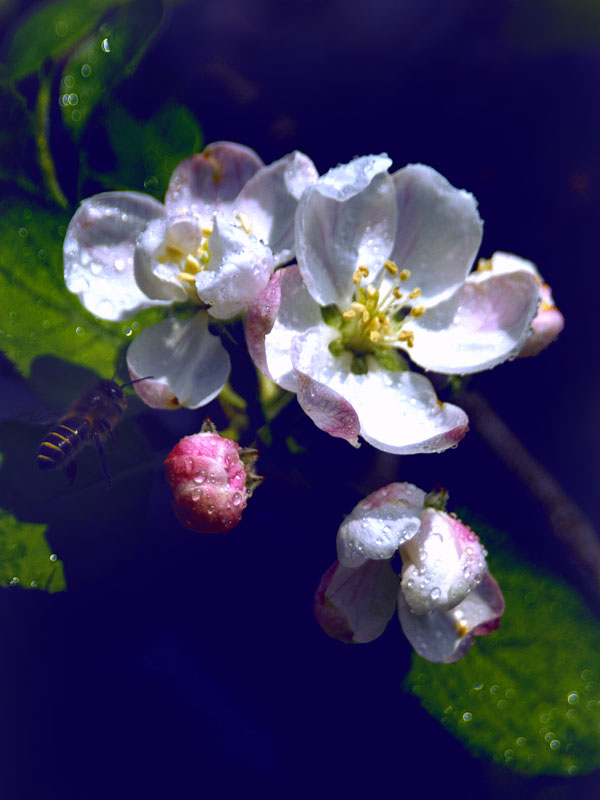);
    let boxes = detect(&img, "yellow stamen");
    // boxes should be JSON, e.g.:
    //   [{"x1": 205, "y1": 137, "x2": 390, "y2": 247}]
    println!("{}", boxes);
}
[
  {"x1": 455, "y1": 620, "x2": 470, "y2": 637},
  {"x1": 410, "y1": 305, "x2": 425, "y2": 318},
  {"x1": 398, "y1": 330, "x2": 415, "y2": 347},
  {"x1": 477, "y1": 258, "x2": 493, "y2": 273},
  {"x1": 165, "y1": 244, "x2": 184, "y2": 261},
  {"x1": 408, "y1": 287, "x2": 421, "y2": 299},
  {"x1": 177, "y1": 272, "x2": 196, "y2": 283},
  {"x1": 369, "y1": 330, "x2": 380, "y2": 342},
  {"x1": 399, "y1": 269, "x2": 411, "y2": 281},
  {"x1": 392, "y1": 288, "x2": 403, "y2": 300},
  {"x1": 185, "y1": 254, "x2": 201, "y2": 273},
  {"x1": 352, "y1": 269, "x2": 362, "y2": 285},
  {"x1": 201, "y1": 224, "x2": 213, "y2": 237},
  {"x1": 236, "y1": 212, "x2": 252, "y2": 235},
  {"x1": 359, "y1": 265, "x2": 370, "y2": 277},
  {"x1": 351, "y1": 302, "x2": 366, "y2": 313},
  {"x1": 384, "y1": 260, "x2": 398, "y2": 276},
  {"x1": 362, "y1": 310, "x2": 370, "y2": 324},
  {"x1": 366, "y1": 285, "x2": 376, "y2": 298},
  {"x1": 343, "y1": 309, "x2": 356, "y2": 320}
]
